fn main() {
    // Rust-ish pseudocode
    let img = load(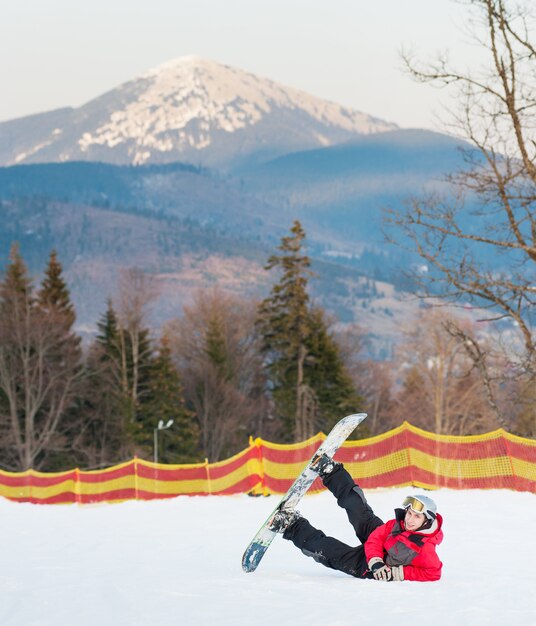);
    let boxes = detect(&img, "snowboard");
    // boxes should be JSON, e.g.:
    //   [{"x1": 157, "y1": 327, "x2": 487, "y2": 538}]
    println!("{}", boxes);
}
[{"x1": 241, "y1": 412, "x2": 367, "y2": 573}]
